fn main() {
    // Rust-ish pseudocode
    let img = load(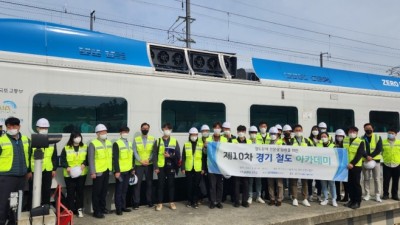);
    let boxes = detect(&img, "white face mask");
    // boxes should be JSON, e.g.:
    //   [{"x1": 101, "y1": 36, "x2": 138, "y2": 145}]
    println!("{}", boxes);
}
[
  {"x1": 250, "y1": 133, "x2": 257, "y2": 139},
  {"x1": 388, "y1": 133, "x2": 396, "y2": 140},
  {"x1": 320, "y1": 129, "x2": 327, "y2": 133},
  {"x1": 38, "y1": 129, "x2": 48, "y2": 135},
  {"x1": 295, "y1": 132, "x2": 303, "y2": 137},
  {"x1": 238, "y1": 132, "x2": 245, "y2": 138},
  {"x1": 7, "y1": 129, "x2": 18, "y2": 136},
  {"x1": 121, "y1": 133, "x2": 129, "y2": 139},
  {"x1": 259, "y1": 128, "x2": 267, "y2": 134},
  {"x1": 270, "y1": 135, "x2": 277, "y2": 141},
  {"x1": 290, "y1": 133, "x2": 295, "y2": 138},
  {"x1": 99, "y1": 134, "x2": 107, "y2": 140},
  {"x1": 202, "y1": 132, "x2": 210, "y2": 138},
  {"x1": 163, "y1": 129, "x2": 171, "y2": 136},
  {"x1": 213, "y1": 129, "x2": 221, "y2": 136},
  {"x1": 224, "y1": 130, "x2": 231, "y2": 136},
  {"x1": 321, "y1": 137, "x2": 329, "y2": 143},
  {"x1": 336, "y1": 136, "x2": 344, "y2": 142},
  {"x1": 73, "y1": 137, "x2": 82, "y2": 144},
  {"x1": 312, "y1": 130, "x2": 319, "y2": 136},
  {"x1": 349, "y1": 132, "x2": 357, "y2": 139},
  {"x1": 190, "y1": 136, "x2": 198, "y2": 142}
]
